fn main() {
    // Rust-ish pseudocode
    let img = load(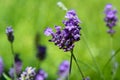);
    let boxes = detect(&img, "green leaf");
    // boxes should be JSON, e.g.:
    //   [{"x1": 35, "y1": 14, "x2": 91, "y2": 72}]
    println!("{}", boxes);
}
[{"x1": 3, "y1": 73, "x2": 12, "y2": 80}]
